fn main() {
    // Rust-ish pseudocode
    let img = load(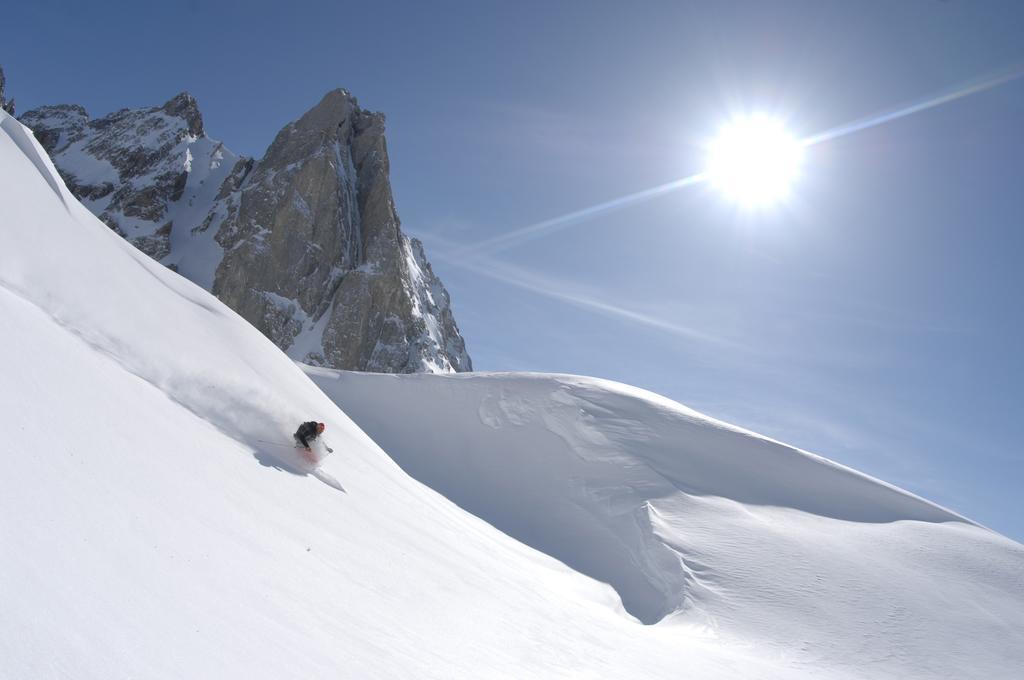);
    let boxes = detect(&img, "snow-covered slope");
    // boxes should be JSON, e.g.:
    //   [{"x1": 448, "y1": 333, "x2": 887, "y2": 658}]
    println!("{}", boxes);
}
[
  {"x1": 308, "y1": 368, "x2": 1024, "y2": 679},
  {"x1": 0, "y1": 108, "x2": 787, "y2": 680},
  {"x1": 3, "y1": 106, "x2": 1022, "y2": 679}
]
